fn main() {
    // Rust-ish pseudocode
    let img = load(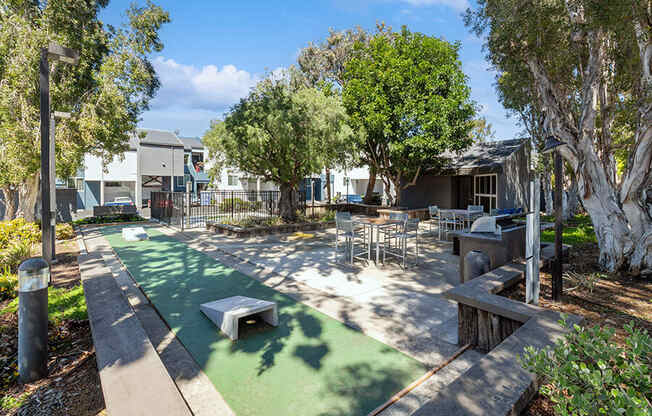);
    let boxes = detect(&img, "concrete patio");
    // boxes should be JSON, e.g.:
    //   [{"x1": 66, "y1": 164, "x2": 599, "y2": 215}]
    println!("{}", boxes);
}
[{"x1": 157, "y1": 222, "x2": 486, "y2": 415}]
